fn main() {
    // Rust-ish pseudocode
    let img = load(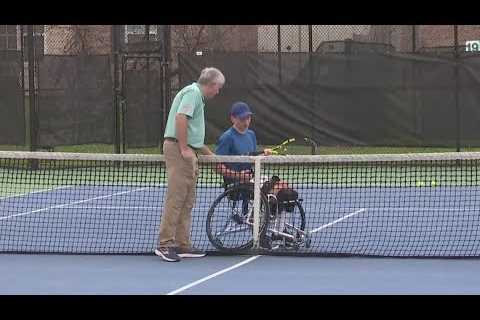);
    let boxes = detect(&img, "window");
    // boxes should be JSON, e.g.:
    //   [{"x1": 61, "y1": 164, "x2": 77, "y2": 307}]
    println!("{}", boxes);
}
[
  {"x1": 125, "y1": 25, "x2": 158, "y2": 43},
  {"x1": 0, "y1": 25, "x2": 18, "y2": 50}
]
